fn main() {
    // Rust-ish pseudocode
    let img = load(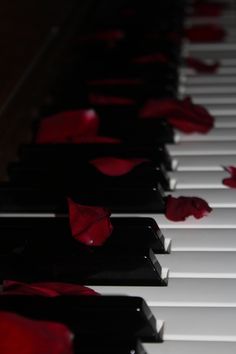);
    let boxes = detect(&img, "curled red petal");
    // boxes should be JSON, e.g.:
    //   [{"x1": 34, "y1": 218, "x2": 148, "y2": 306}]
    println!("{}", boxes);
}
[
  {"x1": 36, "y1": 110, "x2": 99, "y2": 144},
  {"x1": 2, "y1": 280, "x2": 99, "y2": 297},
  {"x1": 192, "y1": 2, "x2": 226, "y2": 17},
  {"x1": 68, "y1": 199, "x2": 113, "y2": 246},
  {"x1": 0, "y1": 311, "x2": 73, "y2": 354},
  {"x1": 222, "y1": 166, "x2": 236, "y2": 188},
  {"x1": 165, "y1": 195, "x2": 212, "y2": 222},
  {"x1": 185, "y1": 24, "x2": 226, "y2": 42},
  {"x1": 132, "y1": 53, "x2": 169, "y2": 64},
  {"x1": 223, "y1": 178, "x2": 236, "y2": 188},
  {"x1": 186, "y1": 57, "x2": 219, "y2": 73},
  {"x1": 89, "y1": 94, "x2": 135, "y2": 106},
  {"x1": 89, "y1": 157, "x2": 149, "y2": 176},
  {"x1": 139, "y1": 97, "x2": 214, "y2": 133},
  {"x1": 71, "y1": 136, "x2": 122, "y2": 144}
]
